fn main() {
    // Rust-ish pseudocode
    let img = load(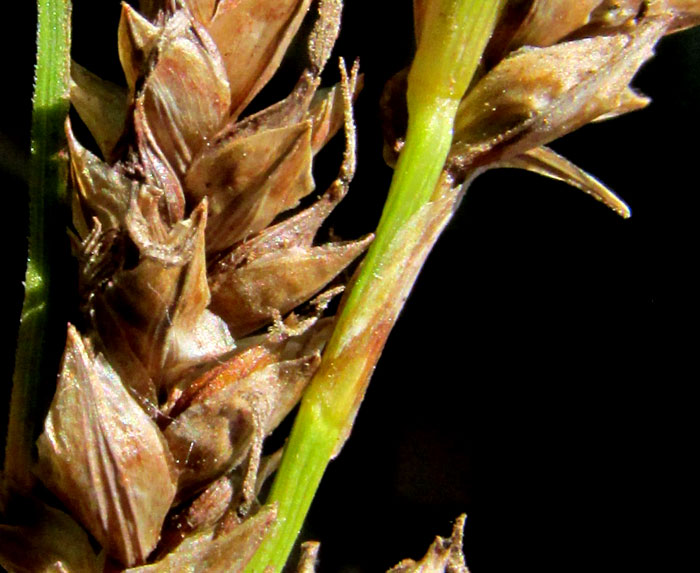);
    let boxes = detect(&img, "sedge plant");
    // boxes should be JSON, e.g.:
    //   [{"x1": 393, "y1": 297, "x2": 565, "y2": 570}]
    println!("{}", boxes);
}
[{"x1": 1, "y1": 1, "x2": 698, "y2": 571}]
